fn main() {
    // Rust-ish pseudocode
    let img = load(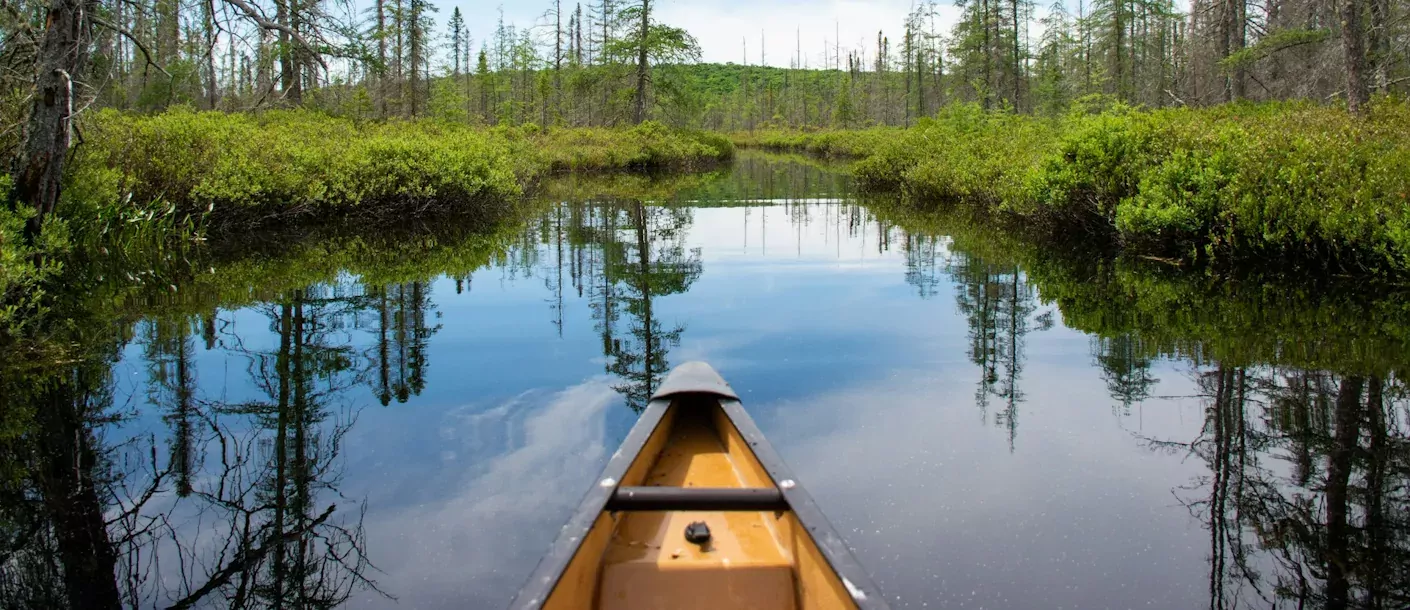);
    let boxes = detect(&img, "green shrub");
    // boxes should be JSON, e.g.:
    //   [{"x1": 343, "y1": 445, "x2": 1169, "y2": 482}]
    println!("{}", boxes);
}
[
  {"x1": 731, "y1": 128, "x2": 896, "y2": 158},
  {"x1": 66, "y1": 109, "x2": 733, "y2": 234},
  {"x1": 853, "y1": 106, "x2": 1055, "y2": 208},
  {"x1": 538, "y1": 122, "x2": 734, "y2": 171},
  {"x1": 0, "y1": 204, "x2": 67, "y2": 339},
  {"x1": 828, "y1": 100, "x2": 1410, "y2": 274},
  {"x1": 71, "y1": 108, "x2": 532, "y2": 229}
]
